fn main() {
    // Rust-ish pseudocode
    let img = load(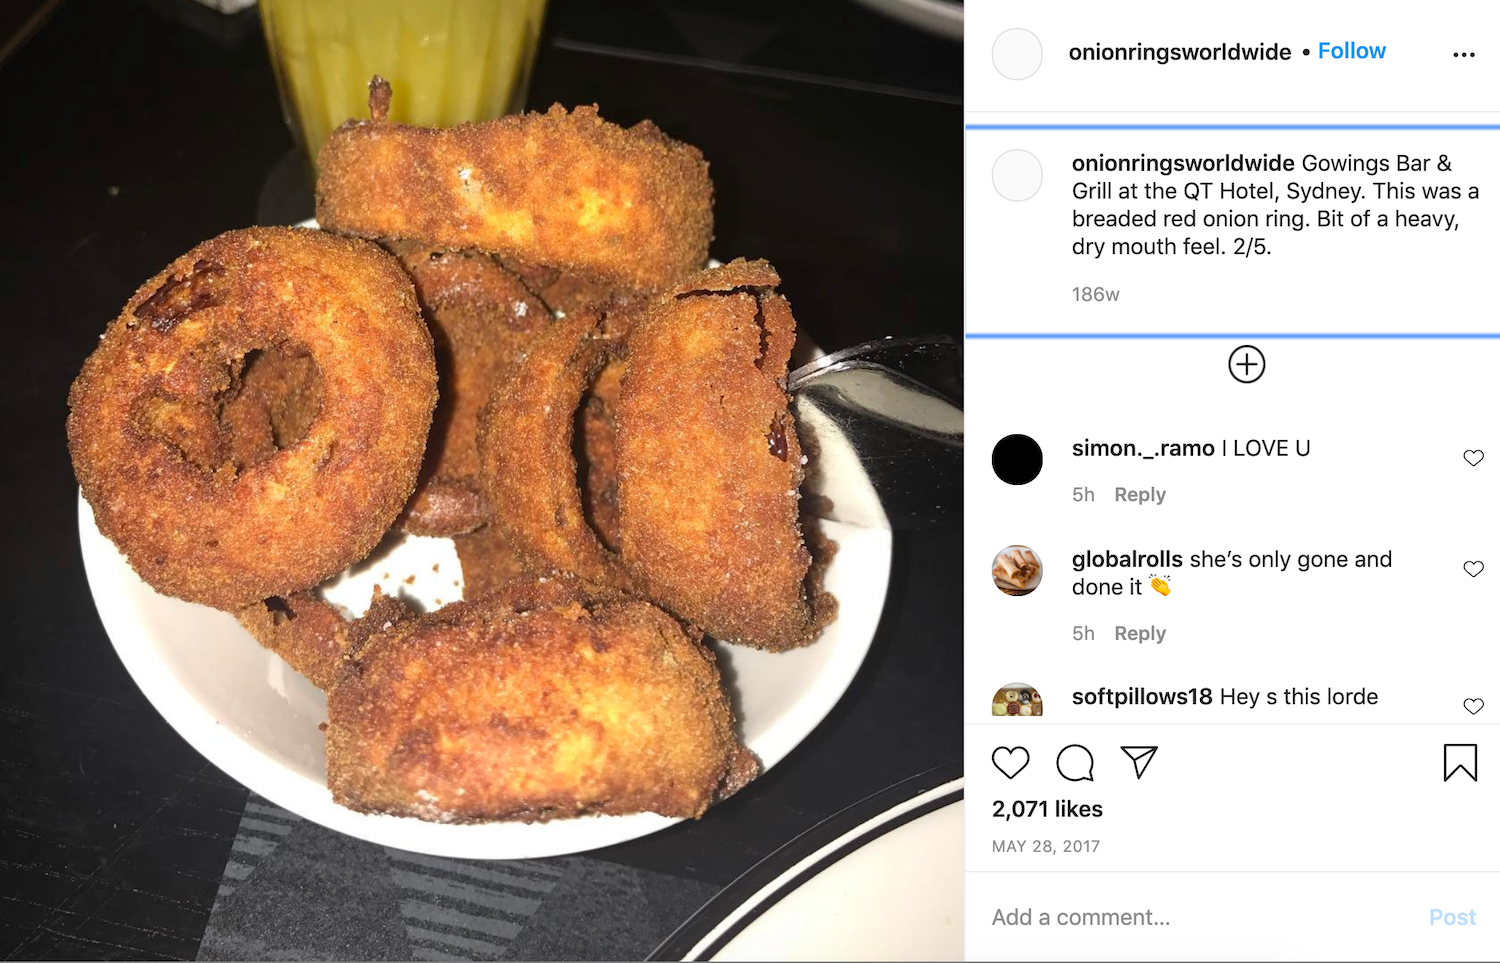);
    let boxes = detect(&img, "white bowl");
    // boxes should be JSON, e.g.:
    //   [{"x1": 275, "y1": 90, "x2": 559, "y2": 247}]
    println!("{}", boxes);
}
[{"x1": 79, "y1": 493, "x2": 889, "y2": 858}]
